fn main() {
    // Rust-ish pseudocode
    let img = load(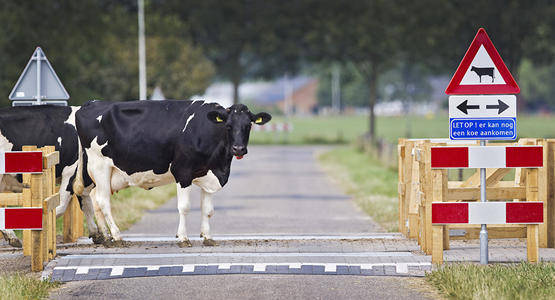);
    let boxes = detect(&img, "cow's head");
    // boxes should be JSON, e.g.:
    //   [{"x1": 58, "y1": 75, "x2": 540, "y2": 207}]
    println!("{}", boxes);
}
[{"x1": 207, "y1": 104, "x2": 271, "y2": 159}]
